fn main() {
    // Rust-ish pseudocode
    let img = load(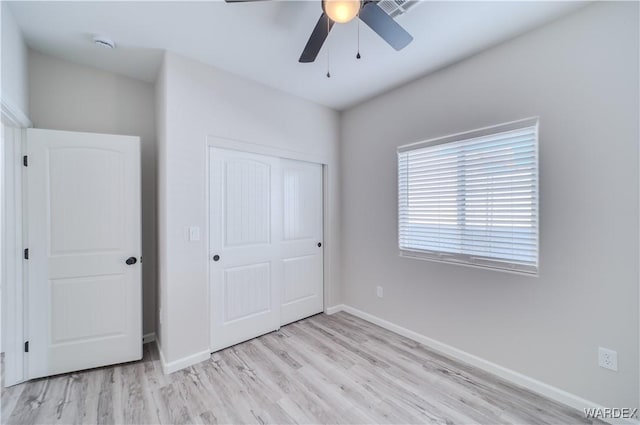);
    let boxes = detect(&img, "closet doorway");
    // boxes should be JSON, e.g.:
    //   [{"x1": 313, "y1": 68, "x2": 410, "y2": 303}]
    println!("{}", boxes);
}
[{"x1": 209, "y1": 147, "x2": 323, "y2": 352}]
